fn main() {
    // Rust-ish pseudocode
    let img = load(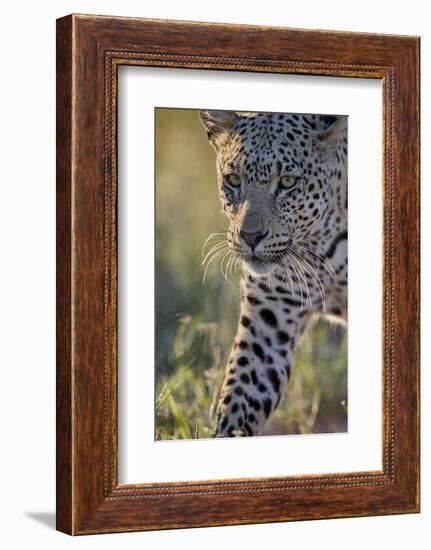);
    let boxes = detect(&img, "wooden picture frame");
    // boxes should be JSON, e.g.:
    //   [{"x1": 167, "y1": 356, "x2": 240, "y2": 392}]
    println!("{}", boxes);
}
[{"x1": 56, "y1": 14, "x2": 420, "y2": 535}]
